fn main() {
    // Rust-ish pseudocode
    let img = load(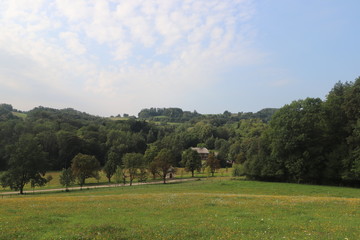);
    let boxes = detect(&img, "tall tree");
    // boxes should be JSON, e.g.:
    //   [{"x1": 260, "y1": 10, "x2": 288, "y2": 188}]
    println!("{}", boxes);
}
[
  {"x1": 103, "y1": 151, "x2": 120, "y2": 183},
  {"x1": 323, "y1": 81, "x2": 350, "y2": 183},
  {"x1": 269, "y1": 98, "x2": 326, "y2": 183},
  {"x1": 56, "y1": 130, "x2": 83, "y2": 169},
  {"x1": 153, "y1": 149, "x2": 175, "y2": 183},
  {"x1": 206, "y1": 152, "x2": 220, "y2": 177},
  {"x1": 59, "y1": 168, "x2": 75, "y2": 191},
  {"x1": 144, "y1": 144, "x2": 160, "y2": 164},
  {"x1": 181, "y1": 148, "x2": 201, "y2": 177},
  {"x1": 0, "y1": 134, "x2": 49, "y2": 194},
  {"x1": 342, "y1": 77, "x2": 360, "y2": 182},
  {"x1": 71, "y1": 153, "x2": 100, "y2": 187},
  {"x1": 122, "y1": 153, "x2": 145, "y2": 186}
]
